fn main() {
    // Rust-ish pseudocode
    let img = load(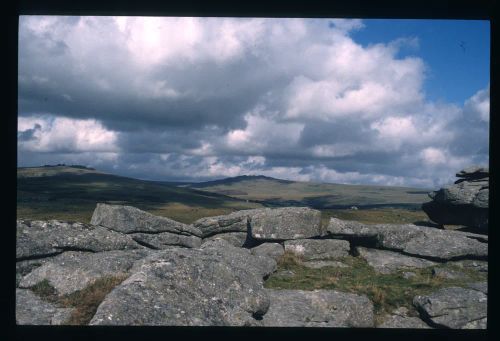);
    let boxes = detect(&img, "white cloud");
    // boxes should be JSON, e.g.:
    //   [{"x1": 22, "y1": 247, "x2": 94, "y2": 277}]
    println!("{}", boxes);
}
[
  {"x1": 18, "y1": 116, "x2": 119, "y2": 153},
  {"x1": 463, "y1": 85, "x2": 490, "y2": 122}
]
